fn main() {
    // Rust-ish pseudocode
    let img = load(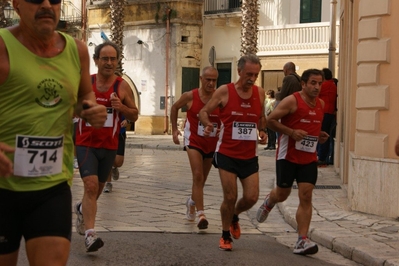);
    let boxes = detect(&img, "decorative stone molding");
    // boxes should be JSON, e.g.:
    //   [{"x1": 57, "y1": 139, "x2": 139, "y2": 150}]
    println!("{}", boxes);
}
[
  {"x1": 355, "y1": 85, "x2": 389, "y2": 110},
  {"x1": 356, "y1": 110, "x2": 378, "y2": 132},
  {"x1": 356, "y1": 63, "x2": 379, "y2": 86},
  {"x1": 358, "y1": 18, "x2": 381, "y2": 40},
  {"x1": 359, "y1": 0, "x2": 390, "y2": 18},
  {"x1": 357, "y1": 39, "x2": 390, "y2": 63},
  {"x1": 354, "y1": 132, "x2": 388, "y2": 158},
  {"x1": 355, "y1": 0, "x2": 391, "y2": 158}
]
